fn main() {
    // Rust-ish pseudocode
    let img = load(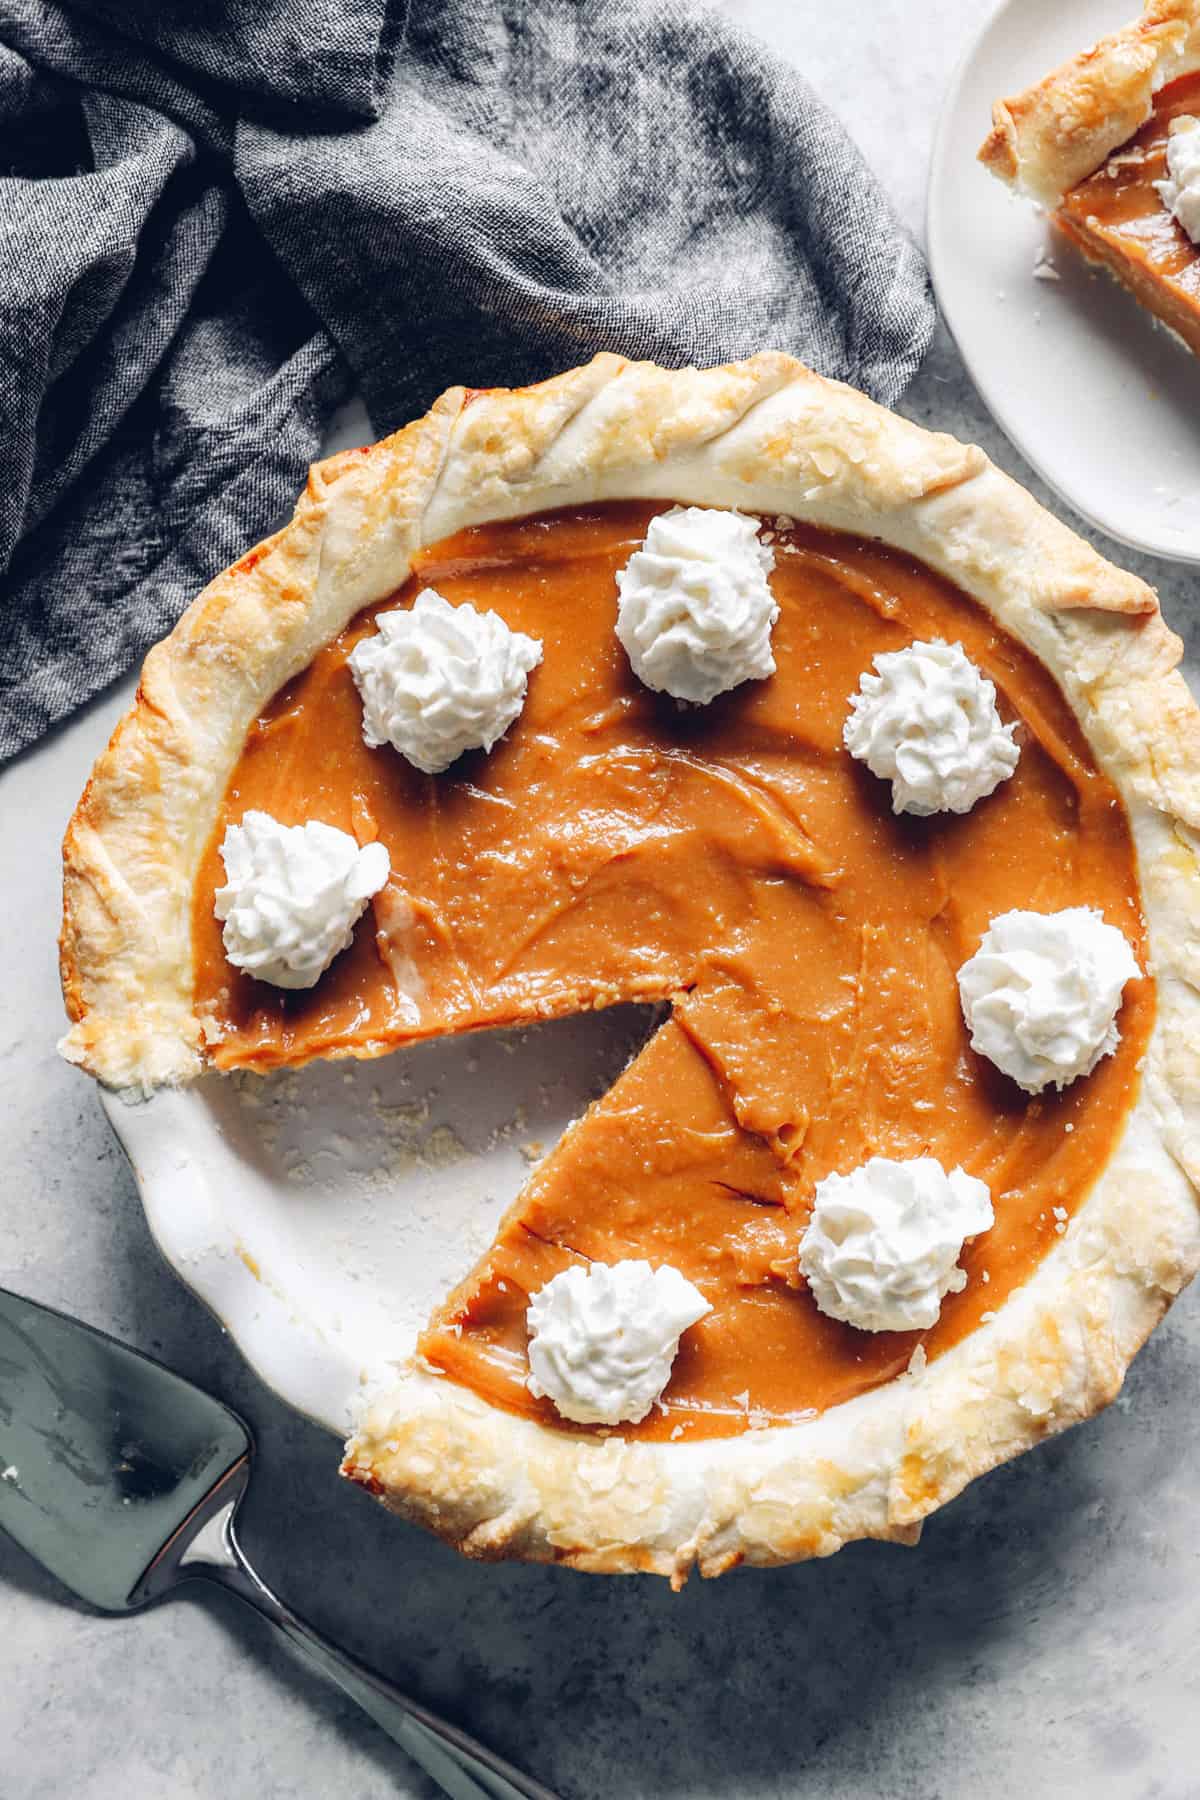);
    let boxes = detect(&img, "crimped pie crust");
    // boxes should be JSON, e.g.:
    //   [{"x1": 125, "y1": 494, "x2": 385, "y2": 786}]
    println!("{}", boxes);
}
[
  {"x1": 979, "y1": 0, "x2": 1200, "y2": 206},
  {"x1": 60, "y1": 354, "x2": 1200, "y2": 1582}
]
